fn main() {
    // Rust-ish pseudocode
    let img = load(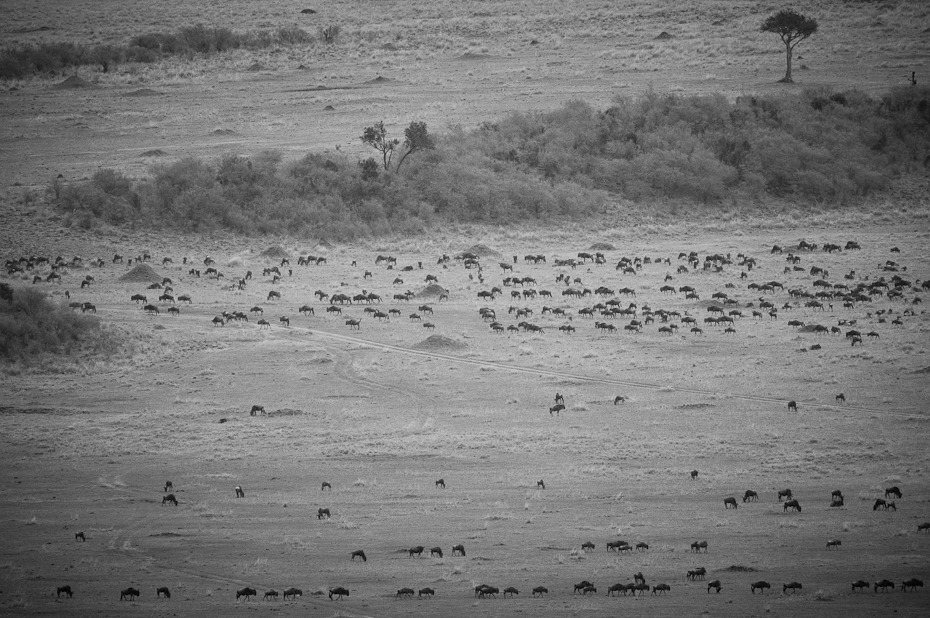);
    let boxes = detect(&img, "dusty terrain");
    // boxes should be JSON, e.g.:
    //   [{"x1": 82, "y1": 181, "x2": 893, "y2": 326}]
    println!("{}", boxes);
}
[{"x1": 2, "y1": 1, "x2": 930, "y2": 616}]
